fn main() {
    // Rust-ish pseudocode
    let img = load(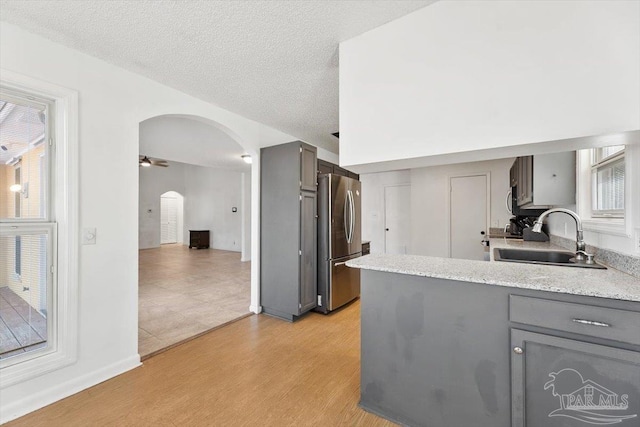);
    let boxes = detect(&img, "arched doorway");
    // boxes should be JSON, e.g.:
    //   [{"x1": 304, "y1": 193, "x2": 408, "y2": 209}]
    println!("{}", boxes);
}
[{"x1": 138, "y1": 115, "x2": 254, "y2": 359}]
